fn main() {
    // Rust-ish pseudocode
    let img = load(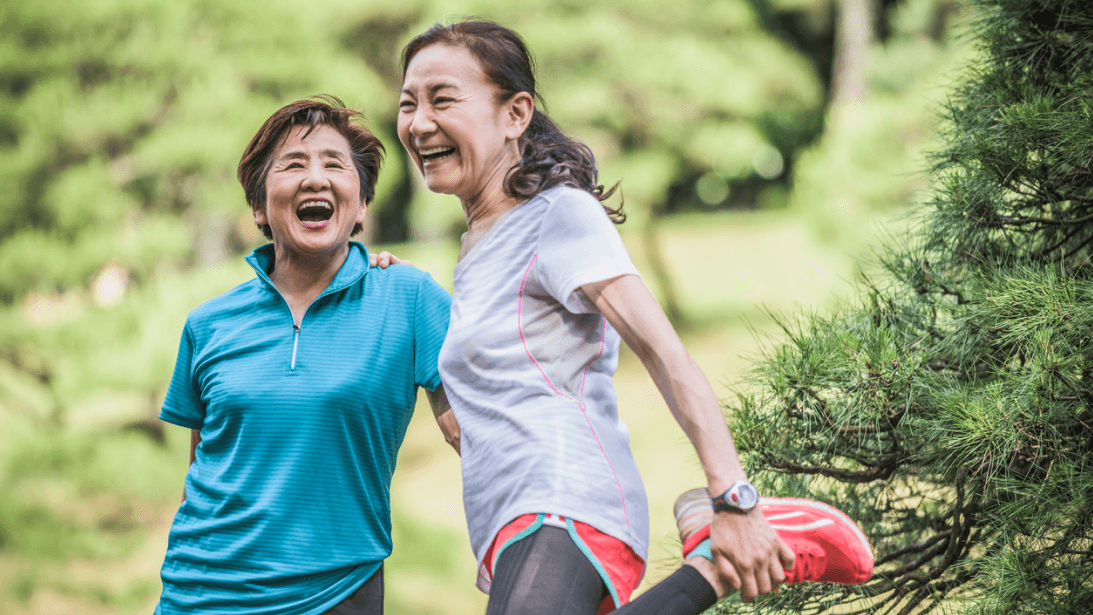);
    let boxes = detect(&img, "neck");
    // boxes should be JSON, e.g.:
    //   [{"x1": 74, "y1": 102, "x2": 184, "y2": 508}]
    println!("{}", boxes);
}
[
  {"x1": 458, "y1": 184, "x2": 522, "y2": 261},
  {"x1": 268, "y1": 242, "x2": 350, "y2": 323},
  {"x1": 460, "y1": 159, "x2": 524, "y2": 235}
]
